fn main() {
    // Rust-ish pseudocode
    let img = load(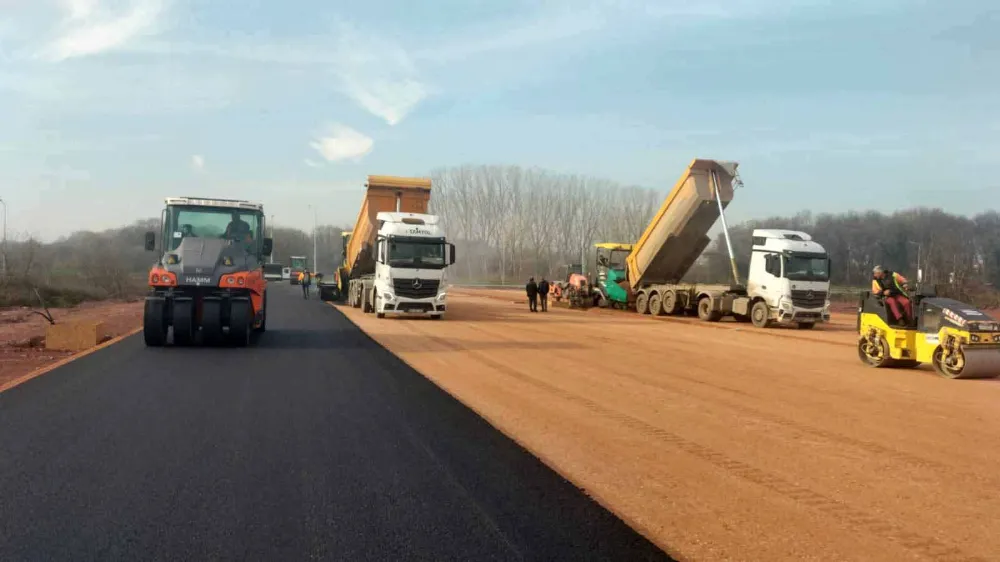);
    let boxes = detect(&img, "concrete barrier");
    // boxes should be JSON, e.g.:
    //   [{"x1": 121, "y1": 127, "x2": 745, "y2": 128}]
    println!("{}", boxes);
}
[{"x1": 45, "y1": 321, "x2": 106, "y2": 352}]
